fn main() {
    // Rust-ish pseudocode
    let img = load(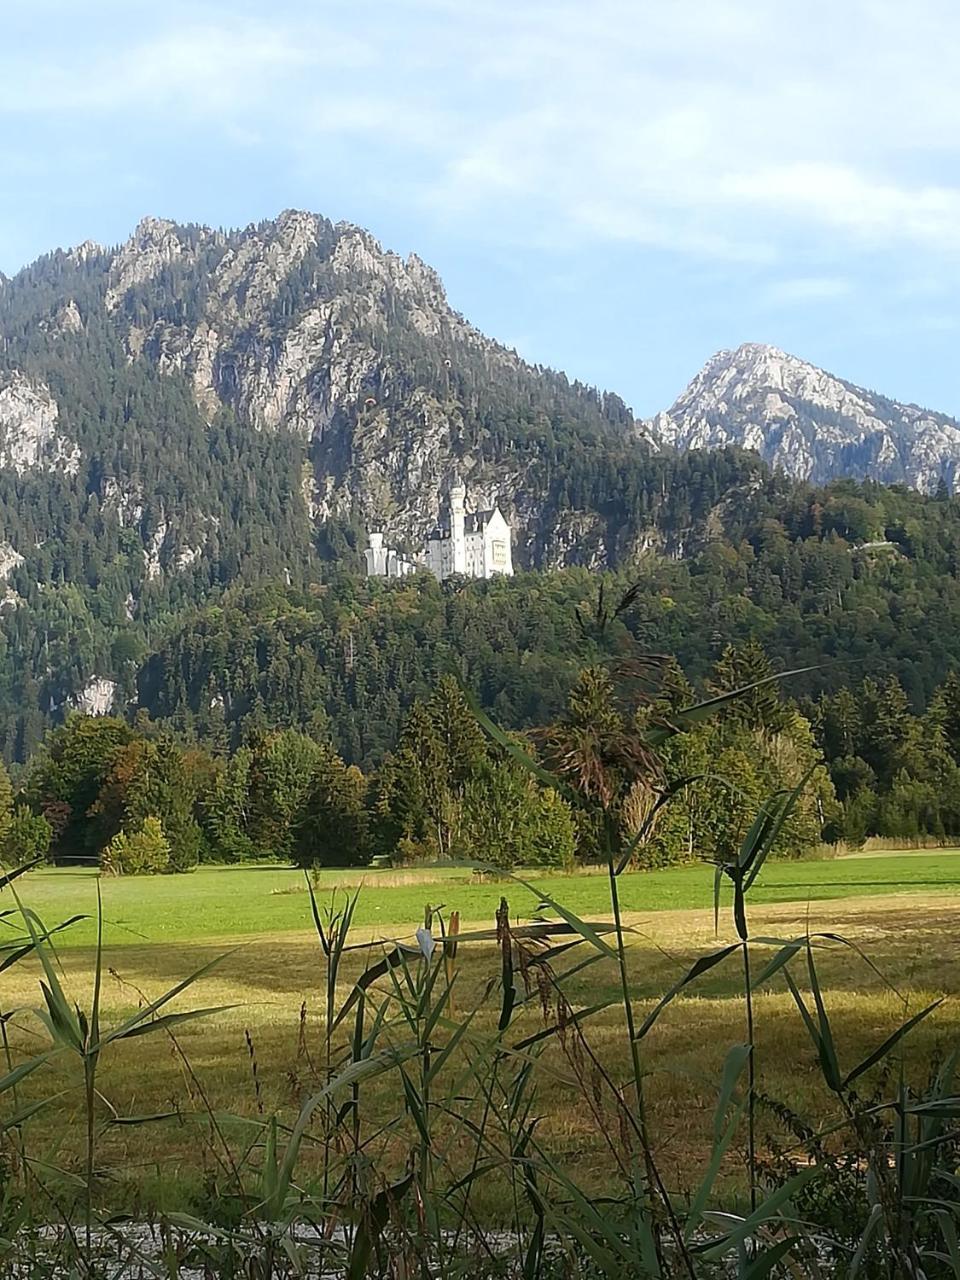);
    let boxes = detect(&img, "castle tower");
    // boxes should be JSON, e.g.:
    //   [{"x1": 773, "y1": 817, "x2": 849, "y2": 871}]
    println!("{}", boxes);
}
[
  {"x1": 364, "y1": 531, "x2": 386, "y2": 577},
  {"x1": 449, "y1": 475, "x2": 466, "y2": 575}
]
